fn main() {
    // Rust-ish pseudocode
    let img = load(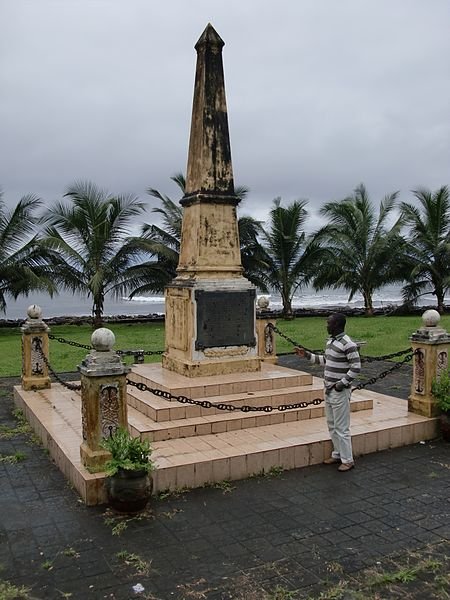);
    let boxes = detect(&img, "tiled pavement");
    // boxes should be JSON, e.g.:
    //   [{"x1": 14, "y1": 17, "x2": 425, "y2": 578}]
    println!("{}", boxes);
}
[{"x1": 1, "y1": 360, "x2": 449, "y2": 600}]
